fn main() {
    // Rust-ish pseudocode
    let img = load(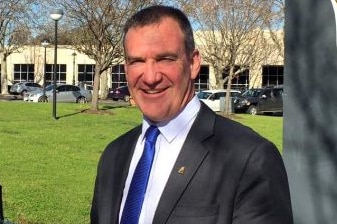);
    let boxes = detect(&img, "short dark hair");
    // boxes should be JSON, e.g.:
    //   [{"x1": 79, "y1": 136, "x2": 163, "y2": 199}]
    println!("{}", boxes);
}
[{"x1": 123, "y1": 5, "x2": 195, "y2": 56}]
